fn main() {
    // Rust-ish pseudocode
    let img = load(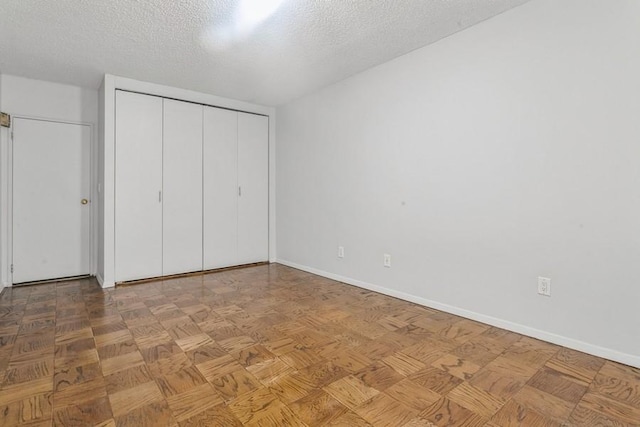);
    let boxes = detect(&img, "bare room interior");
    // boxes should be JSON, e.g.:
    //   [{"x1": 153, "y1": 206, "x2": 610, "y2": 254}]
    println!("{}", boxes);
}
[{"x1": 0, "y1": 0, "x2": 639, "y2": 426}]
